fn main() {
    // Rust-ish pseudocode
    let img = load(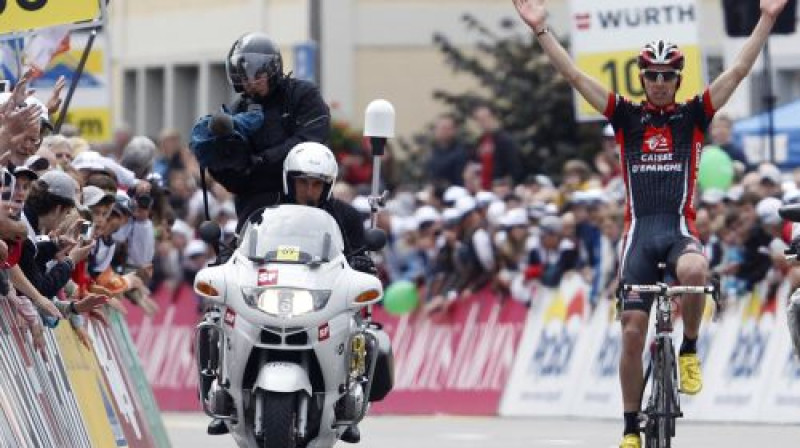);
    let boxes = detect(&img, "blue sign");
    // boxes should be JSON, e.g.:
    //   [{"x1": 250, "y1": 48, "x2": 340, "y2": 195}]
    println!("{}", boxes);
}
[{"x1": 293, "y1": 42, "x2": 317, "y2": 83}]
